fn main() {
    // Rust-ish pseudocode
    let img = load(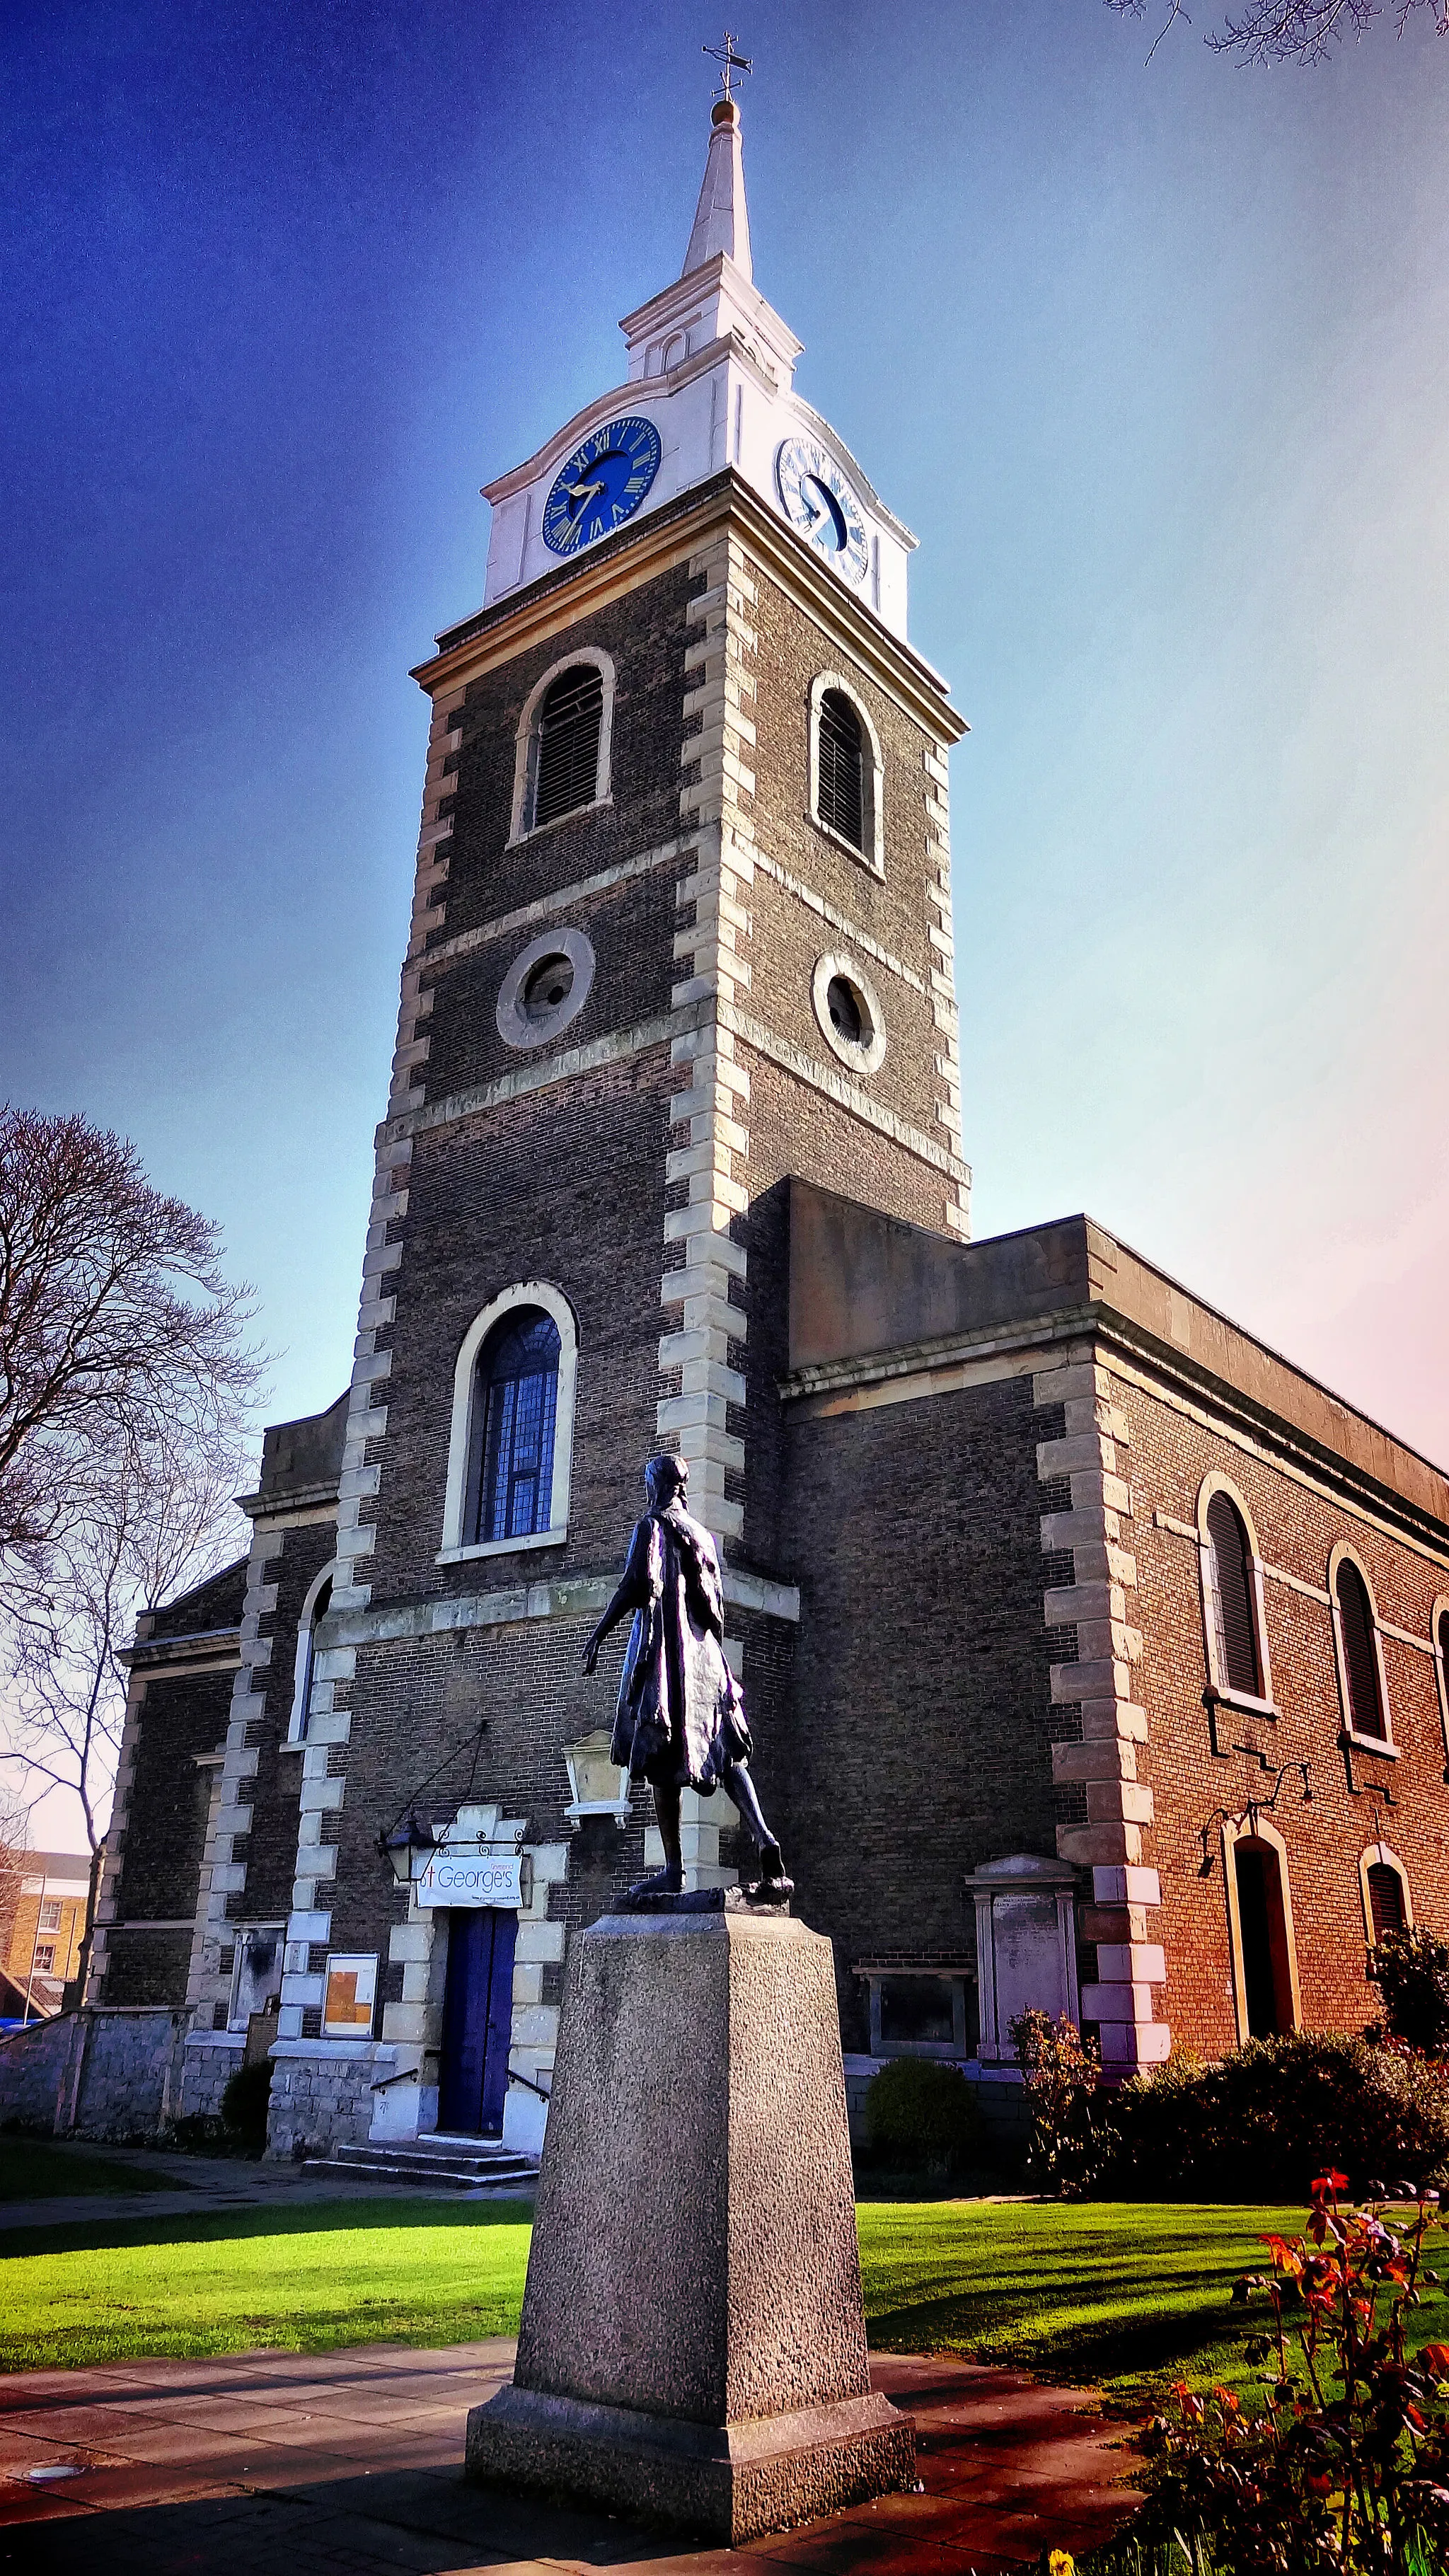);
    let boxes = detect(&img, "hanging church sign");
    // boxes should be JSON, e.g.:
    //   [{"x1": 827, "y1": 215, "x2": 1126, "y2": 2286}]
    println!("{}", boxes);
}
[{"x1": 414, "y1": 1844, "x2": 526, "y2": 1910}]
